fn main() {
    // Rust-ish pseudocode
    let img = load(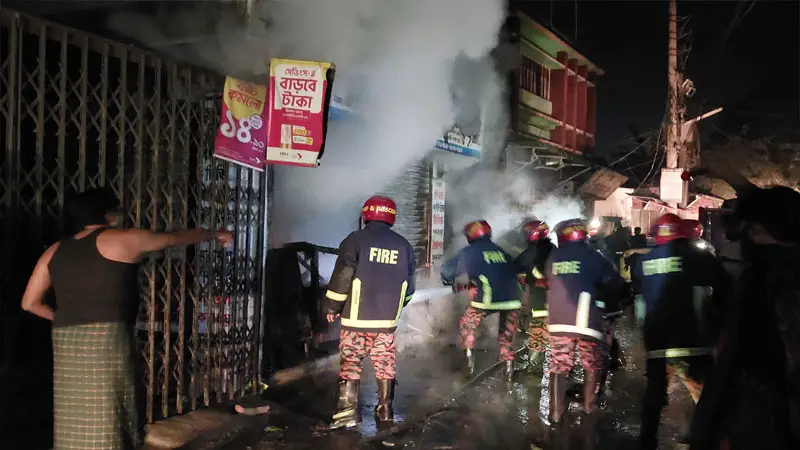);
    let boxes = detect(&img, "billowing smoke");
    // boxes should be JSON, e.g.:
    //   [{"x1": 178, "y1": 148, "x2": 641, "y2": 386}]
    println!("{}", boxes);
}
[
  {"x1": 108, "y1": 0, "x2": 507, "y2": 256},
  {"x1": 445, "y1": 167, "x2": 586, "y2": 255}
]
